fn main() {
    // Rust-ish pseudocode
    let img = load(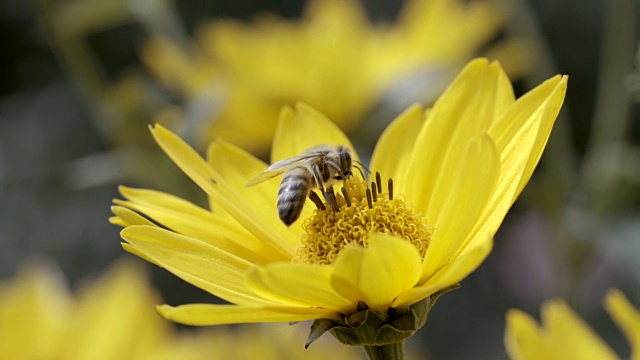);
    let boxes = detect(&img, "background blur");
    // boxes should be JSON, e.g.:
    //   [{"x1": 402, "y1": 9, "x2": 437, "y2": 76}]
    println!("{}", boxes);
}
[{"x1": 1, "y1": 0, "x2": 638, "y2": 358}]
